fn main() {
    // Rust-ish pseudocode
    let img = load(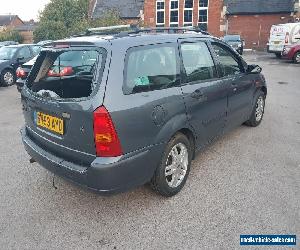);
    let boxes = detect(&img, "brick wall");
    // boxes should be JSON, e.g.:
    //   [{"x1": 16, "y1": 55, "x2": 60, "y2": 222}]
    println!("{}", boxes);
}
[
  {"x1": 20, "y1": 31, "x2": 34, "y2": 44},
  {"x1": 7, "y1": 16, "x2": 23, "y2": 28},
  {"x1": 227, "y1": 14, "x2": 294, "y2": 49},
  {"x1": 144, "y1": 0, "x2": 224, "y2": 37}
]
